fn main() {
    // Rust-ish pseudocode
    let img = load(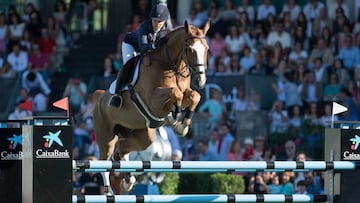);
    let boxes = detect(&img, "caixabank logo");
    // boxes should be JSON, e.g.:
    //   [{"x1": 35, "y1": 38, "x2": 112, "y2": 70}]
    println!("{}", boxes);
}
[
  {"x1": 1, "y1": 133, "x2": 23, "y2": 160},
  {"x1": 35, "y1": 130, "x2": 70, "y2": 159},
  {"x1": 342, "y1": 130, "x2": 360, "y2": 160}
]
